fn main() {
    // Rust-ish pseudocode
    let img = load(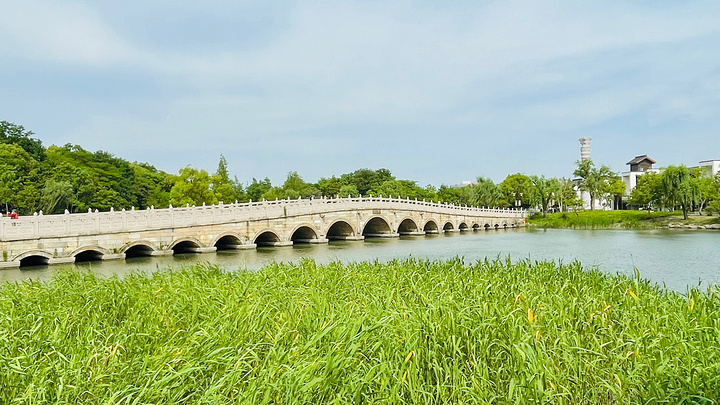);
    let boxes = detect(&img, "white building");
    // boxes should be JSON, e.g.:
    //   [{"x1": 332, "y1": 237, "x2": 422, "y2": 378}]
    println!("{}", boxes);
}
[
  {"x1": 697, "y1": 160, "x2": 720, "y2": 178},
  {"x1": 621, "y1": 155, "x2": 660, "y2": 196}
]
